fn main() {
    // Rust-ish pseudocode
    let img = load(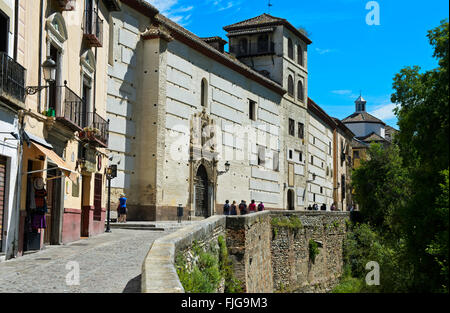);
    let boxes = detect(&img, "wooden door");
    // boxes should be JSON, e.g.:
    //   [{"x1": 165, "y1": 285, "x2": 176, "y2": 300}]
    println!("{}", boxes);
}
[
  {"x1": 44, "y1": 177, "x2": 54, "y2": 244},
  {"x1": 194, "y1": 165, "x2": 208, "y2": 217},
  {"x1": 0, "y1": 156, "x2": 7, "y2": 251},
  {"x1": 93, "y1": 174, "x2": 102, "y2": 221}
]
